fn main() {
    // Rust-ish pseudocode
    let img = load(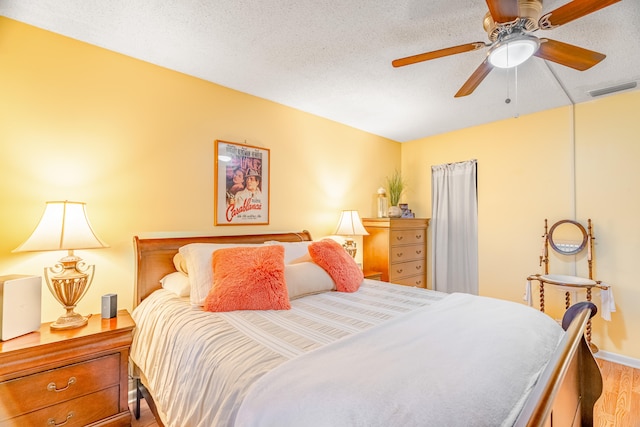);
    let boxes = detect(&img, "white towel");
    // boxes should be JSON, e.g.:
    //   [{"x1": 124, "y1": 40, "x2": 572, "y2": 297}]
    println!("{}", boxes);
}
[
  {"x1": 600, "y1": 285, "x2": 616, "y2": 321},
  {"x1": 524, "y1": 280, "x2": 532, "y2": 306}
]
